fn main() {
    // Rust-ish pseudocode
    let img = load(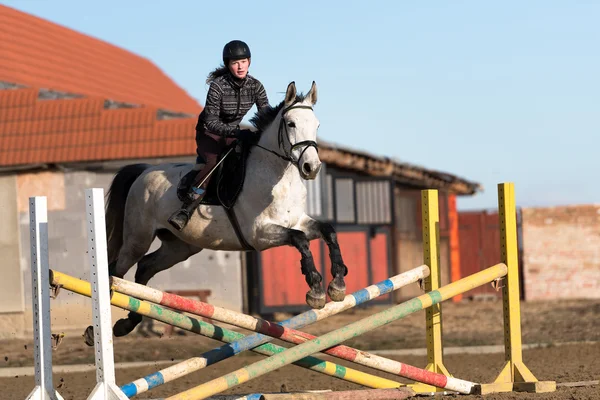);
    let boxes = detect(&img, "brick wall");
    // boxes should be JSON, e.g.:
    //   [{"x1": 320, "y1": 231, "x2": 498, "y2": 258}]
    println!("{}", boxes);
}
[{"x1": 522, "y1": 205, "x2": 600, "y2": 300}]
